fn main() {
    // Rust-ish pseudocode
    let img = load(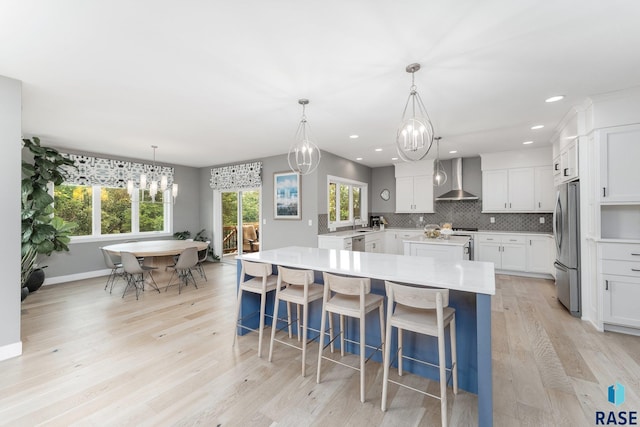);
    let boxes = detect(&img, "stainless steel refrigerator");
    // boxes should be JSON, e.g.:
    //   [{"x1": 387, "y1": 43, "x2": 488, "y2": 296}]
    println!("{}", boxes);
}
[{"x1": 553, "y1": 181, "x2": 581, "y2": 317}]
